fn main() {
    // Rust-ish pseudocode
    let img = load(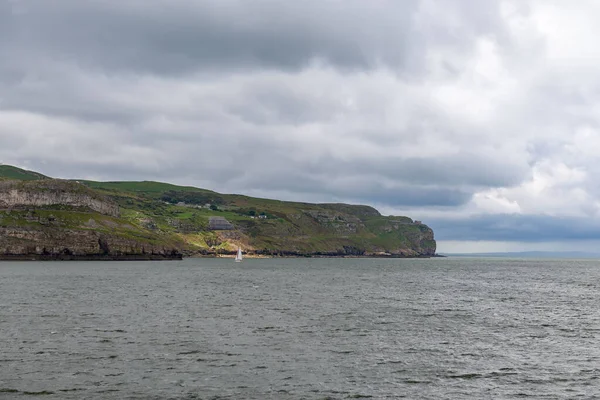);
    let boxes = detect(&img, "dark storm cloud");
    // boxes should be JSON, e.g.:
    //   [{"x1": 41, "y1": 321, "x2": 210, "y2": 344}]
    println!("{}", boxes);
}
[
  {"x1": 224, "y1": 153, "x2": 523, "y2": 203},
  {"x1": 335, "y1": 185, "x2": 472, "y2": 207},
  {"x1": 333, "y1": 155, "x2": 527, "y2": 188},
  {"x1": 0, "y1": 0, "x2": 408, "y2": 73},
  {"x1": 228, "y1": 169, "x2": 473, "y2": 207},
  {"x1": 0, "y1": 0, "x2": 507, "y2": 75}
]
